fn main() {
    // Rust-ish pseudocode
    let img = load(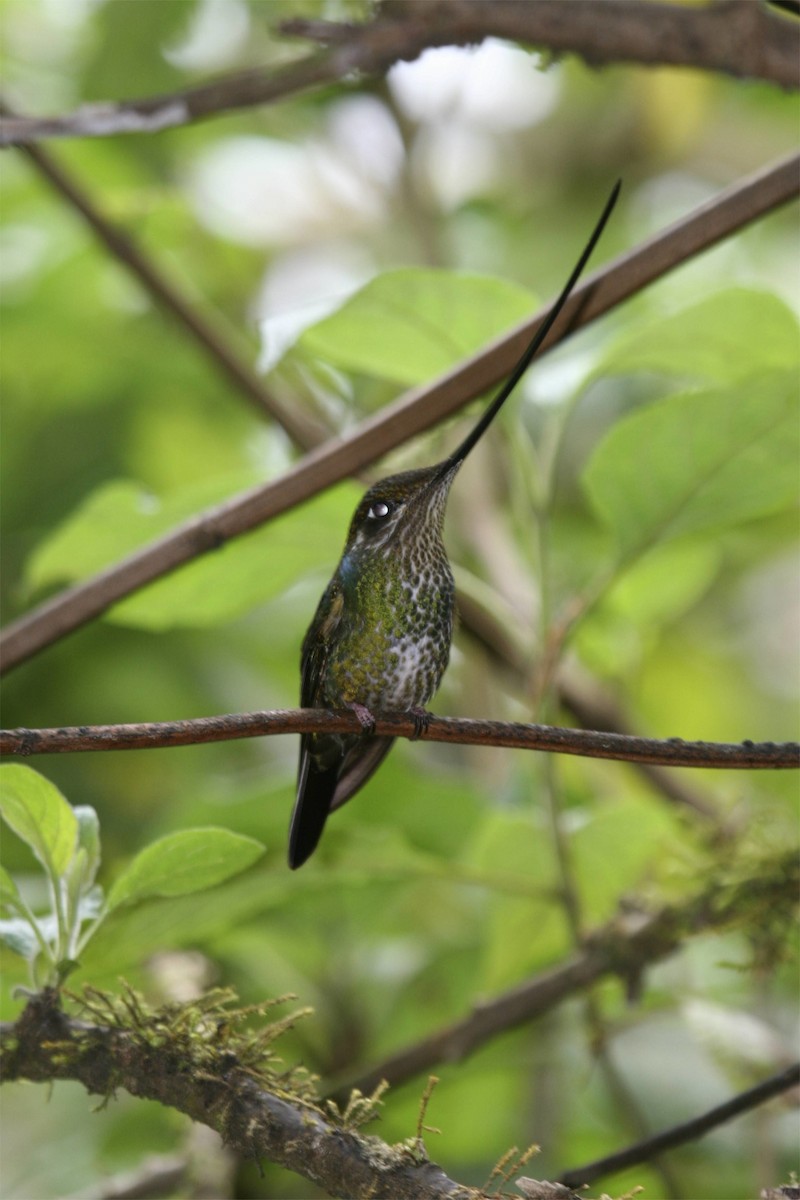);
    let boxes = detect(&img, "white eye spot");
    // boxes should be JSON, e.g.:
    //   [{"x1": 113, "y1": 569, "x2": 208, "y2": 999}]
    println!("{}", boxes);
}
[{"x1": 368, "y1": 501, "x2": 391, "y2": 520}]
